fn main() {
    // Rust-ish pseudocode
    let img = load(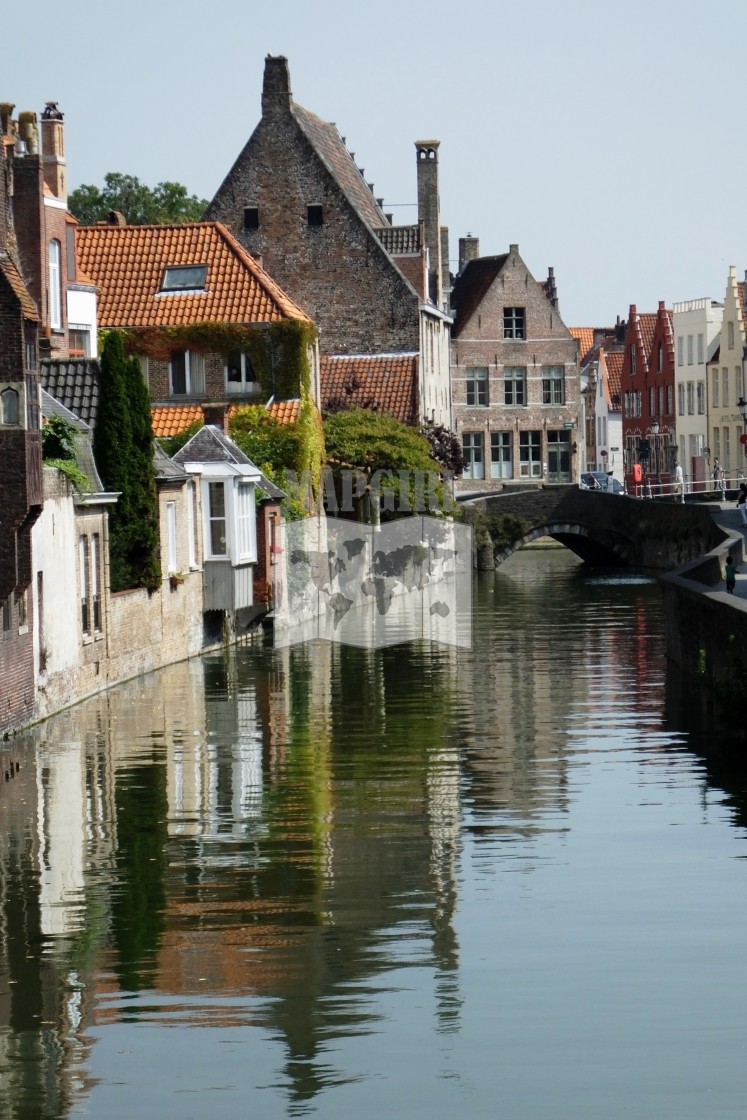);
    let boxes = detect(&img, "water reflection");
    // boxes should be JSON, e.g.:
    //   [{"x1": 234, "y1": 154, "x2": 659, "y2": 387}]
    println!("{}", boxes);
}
[{"x1": 1, "y1": 551, "x2": 746, "y2": 1118}]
